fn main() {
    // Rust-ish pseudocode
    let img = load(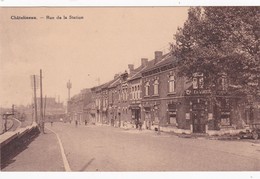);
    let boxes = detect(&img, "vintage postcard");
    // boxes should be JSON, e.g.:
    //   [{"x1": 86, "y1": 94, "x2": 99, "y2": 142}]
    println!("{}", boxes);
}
[{"x1": 0, "y1": 3, "x2": 259, "y2": 179}]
